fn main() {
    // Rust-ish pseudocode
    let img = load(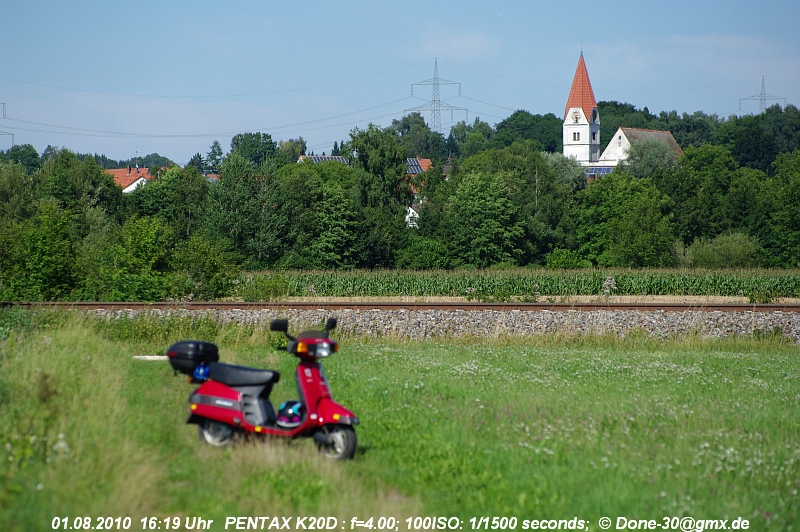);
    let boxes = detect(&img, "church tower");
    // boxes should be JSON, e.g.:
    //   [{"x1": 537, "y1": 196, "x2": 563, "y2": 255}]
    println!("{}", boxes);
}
[{"x1": 563, "y1": 52, "x2": 600, "y2": 164}]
